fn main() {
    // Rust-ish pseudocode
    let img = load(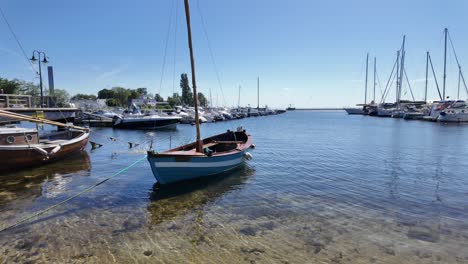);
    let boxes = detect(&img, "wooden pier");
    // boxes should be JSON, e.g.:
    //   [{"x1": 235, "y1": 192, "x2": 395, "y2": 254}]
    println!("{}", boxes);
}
[{"x1": 0, "y1": 94, "x2": 80, "y2": 123}]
